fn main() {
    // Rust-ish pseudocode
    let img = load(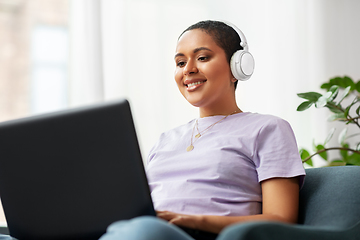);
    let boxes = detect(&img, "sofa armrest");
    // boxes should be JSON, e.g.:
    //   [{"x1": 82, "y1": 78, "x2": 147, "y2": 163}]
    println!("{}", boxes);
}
[{"x1": 217, "y1": 221, "x2": 360, "y2": 240}]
